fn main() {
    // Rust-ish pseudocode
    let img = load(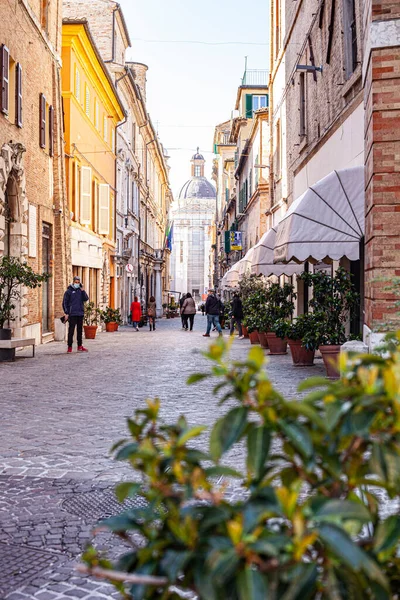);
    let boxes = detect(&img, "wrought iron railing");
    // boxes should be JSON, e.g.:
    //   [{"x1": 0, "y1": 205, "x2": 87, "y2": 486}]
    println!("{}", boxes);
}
[{"x1": 241, "y1": 69, "x2": 269, "y2": 86}]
